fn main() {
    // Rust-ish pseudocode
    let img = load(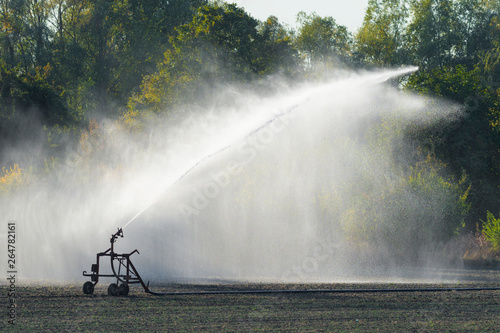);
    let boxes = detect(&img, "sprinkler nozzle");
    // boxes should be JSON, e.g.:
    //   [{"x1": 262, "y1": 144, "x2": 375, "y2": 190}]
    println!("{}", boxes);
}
[{"x1": 110, "y1": 228, "x2": 124, "y2": 244}]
